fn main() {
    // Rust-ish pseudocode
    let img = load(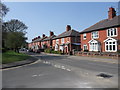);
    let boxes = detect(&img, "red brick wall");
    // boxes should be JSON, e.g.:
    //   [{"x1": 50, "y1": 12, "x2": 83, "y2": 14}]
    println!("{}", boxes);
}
[
  {"x1": 80, "y1": 32, "x2": 91, "y2": 51},
  {"x1": 117, "y1": 27, "x2": 120, "y2": 51},
  {"x1": 52, "y1": 36, "x2": 80, "y2": 53},
  {"x1": 41, "y1": 41, "x2": 50, "y2": 48},
  {"x1": 80, "y1": 26, "x2": 120, "y2": 52}
]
